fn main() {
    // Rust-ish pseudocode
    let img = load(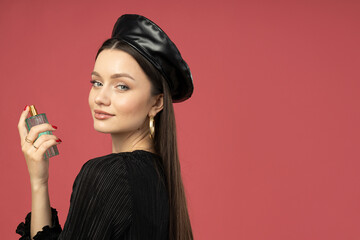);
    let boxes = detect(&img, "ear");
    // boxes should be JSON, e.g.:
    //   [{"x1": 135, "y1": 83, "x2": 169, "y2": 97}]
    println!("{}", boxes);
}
[{"x1": 149, "y1": 93, "x2": 164, "y2": 117}]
